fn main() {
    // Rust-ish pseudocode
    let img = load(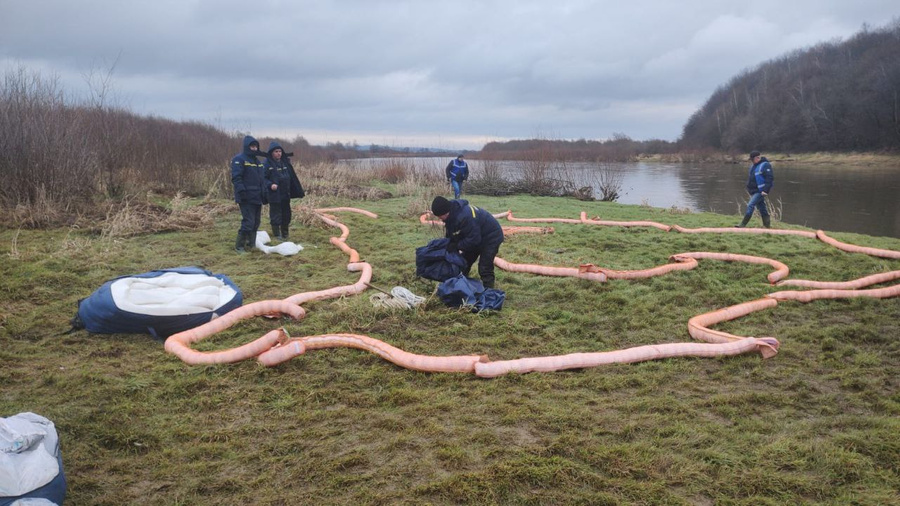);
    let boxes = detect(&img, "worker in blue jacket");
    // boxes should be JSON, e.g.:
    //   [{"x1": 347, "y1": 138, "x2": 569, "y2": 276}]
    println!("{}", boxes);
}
[
  {"x1": 736, "y1": 150, "x2": 775, "y2": 228},
  {"x1": 445, "y1": 154, "x2": 469, "y2": 199},
  {"x1": 230, "y1": 135, "x2": 267, "y2": 252},
  {"x1": 431, "y1": 196, "x2": 504, "y2": 288},
  {"x1": 263, "y1": 141, "x2": 305, "y2": 240}
]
